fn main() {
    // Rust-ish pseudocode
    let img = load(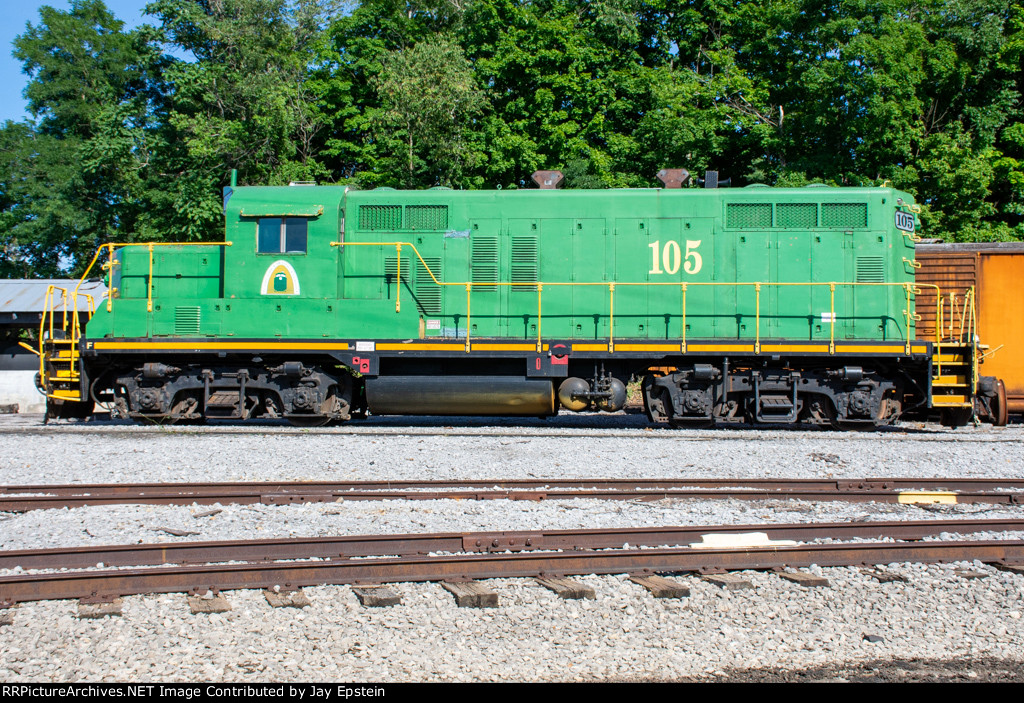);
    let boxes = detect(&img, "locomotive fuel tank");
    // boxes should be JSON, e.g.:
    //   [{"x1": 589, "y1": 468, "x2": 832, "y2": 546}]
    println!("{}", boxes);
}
[{"x1": 365, "y1": 376, "x2": 557, "y2": 416}]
